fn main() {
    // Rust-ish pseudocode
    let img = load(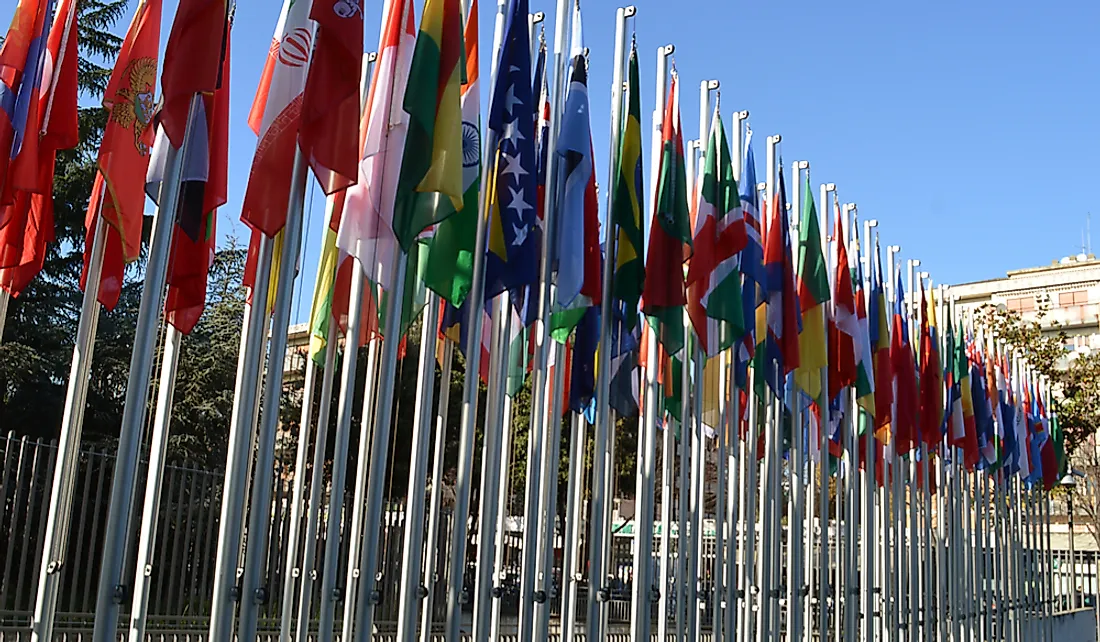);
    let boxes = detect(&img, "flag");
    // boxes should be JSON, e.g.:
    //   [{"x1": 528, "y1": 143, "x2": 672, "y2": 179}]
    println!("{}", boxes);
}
[
  {"x1": 0, "y1": 0, "x2": 55, "y2": 199},
  {"x1": 869, "y1": 239, "x2": 892, "y2": 440},
  {"x1": 0, "y1": 0, "x2": 78, "y2": 296},
  {"x1": 390, "y1": 0, "x2": 465, "y2": 250},
  {"x1": 611, "y1": 43, "x2": 645, "y2": 331},
  {"x1": 735, "y1": 131, "x2": 761, "y2": 388},
  {"x1": 849, "y1": 222, "x2": 875, "y2": 418},
  {"x1": 337, "y1": 0, "x2": 416, "y2": 292},
  {"x1": 80, "y1": 174, "x2": 125, "y2": 309},
  {"x1": 423, "y1": 0, "x2": 480, "y2": 307},
  {"x1": 569, "y1": 306, "x2": 599, "y2": 412},
  {"x1": 96, "y1": 0, "x2": 161, "y2": 265},
  {"x1": 759, "y1": 167, "x2": 800, "y2": 396},
  {"x1": 608, "y1": 321, "x2": 640, "y2": 417},
  {"x1": 918, "y1": 282, "x2": 943, "y2": 445},
  {"x1": 793, "y1": 177, "x2": 829, "y2": 399},
  {"x1": 159, "y1": 0, "x2": 228, "y2": 147},
  {"x1": 686, "y1": 105, "x2": 746, "y2": 357},
  {"x1": 641, "y1": 72, "x2": 691, "y2": 356},
  {"x1": 148, "y1": 22, "x2": 230, "y2": 335},
  {"x1": 482, "y1": 0, "x2": 539, "y2": 299},
  {"x1": 298, "y1": 0, "x2": 363, "y2": 196},
  {"x1": 891, "y1": 272, "x2": 918, "y2": 455},
  {"x1": 240, "y1": 0, "x2": 314, "y2": 237},
  {"x1": 947, "y1": 319, "x2": 979, "y2": 468}
]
